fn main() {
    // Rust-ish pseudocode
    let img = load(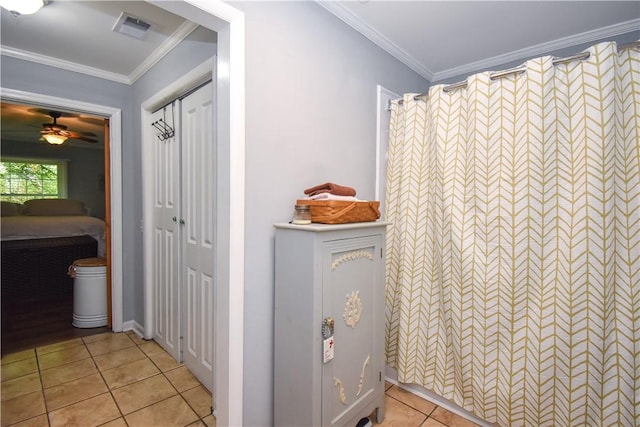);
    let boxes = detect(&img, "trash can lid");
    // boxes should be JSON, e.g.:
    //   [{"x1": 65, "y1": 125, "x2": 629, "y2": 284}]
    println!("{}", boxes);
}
[{"x1": 73, "y1": 257, "x2": 107, "y2": 267}]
